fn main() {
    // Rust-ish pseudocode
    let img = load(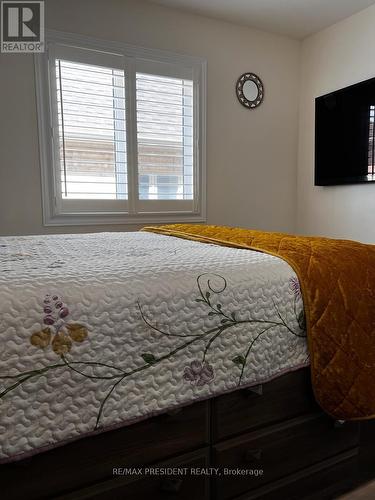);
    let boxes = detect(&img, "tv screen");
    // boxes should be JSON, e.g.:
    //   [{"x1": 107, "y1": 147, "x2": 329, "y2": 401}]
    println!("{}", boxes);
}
[{"x1": 315, "y1": 77, "x2": 375, "y2": 186}]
